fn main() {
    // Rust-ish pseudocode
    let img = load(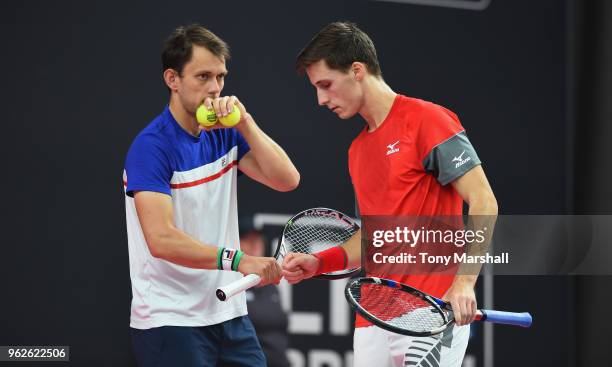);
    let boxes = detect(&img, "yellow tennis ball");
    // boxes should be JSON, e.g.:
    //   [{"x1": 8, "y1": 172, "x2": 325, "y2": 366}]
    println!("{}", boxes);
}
[
  {"x1": 219, "y1": 106, "x2": 241, "y2": 127},
  {"x1": 196, "y1": 105, "x2": 218, "y2": 127}
]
